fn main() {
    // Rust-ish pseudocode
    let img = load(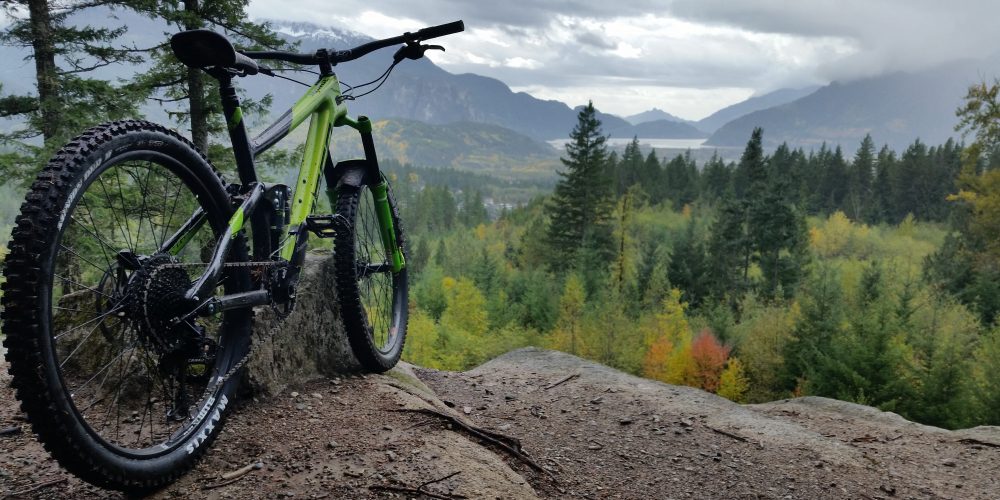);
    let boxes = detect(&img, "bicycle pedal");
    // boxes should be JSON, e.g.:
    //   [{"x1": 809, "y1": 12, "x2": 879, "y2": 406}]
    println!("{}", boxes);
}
[{"x1": 304, "y1": 214, "x2": 350, "y2": 238}]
